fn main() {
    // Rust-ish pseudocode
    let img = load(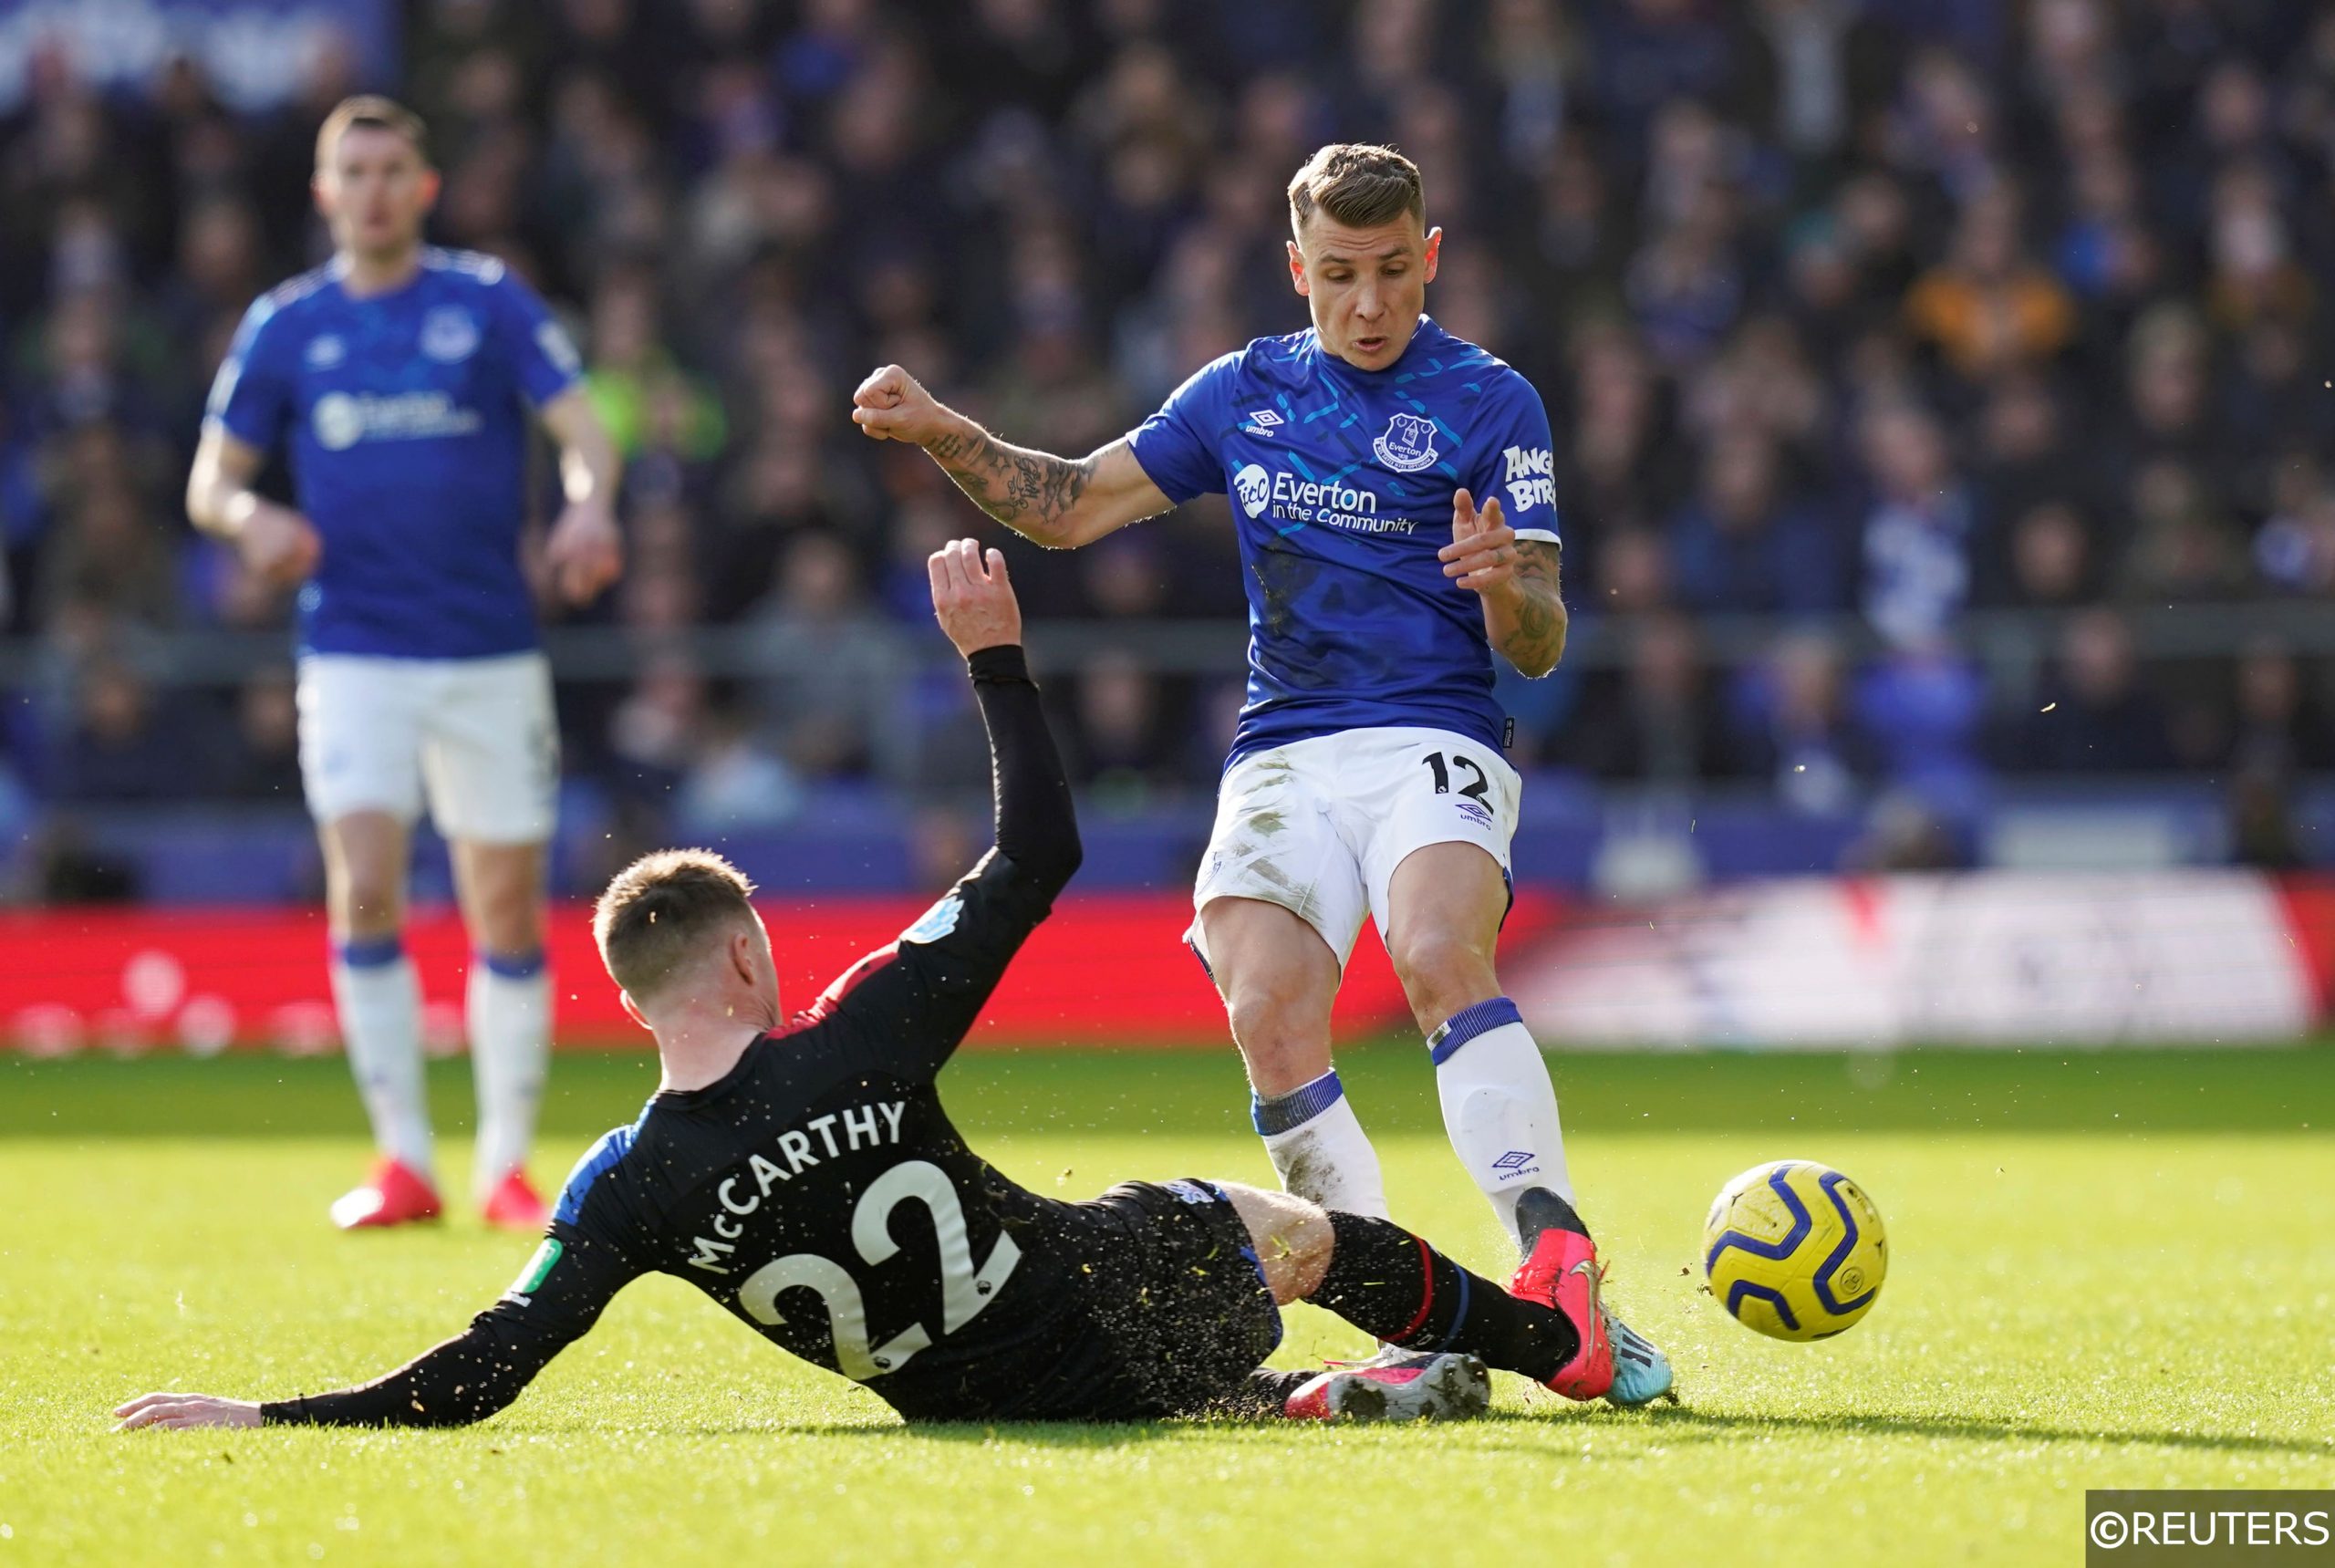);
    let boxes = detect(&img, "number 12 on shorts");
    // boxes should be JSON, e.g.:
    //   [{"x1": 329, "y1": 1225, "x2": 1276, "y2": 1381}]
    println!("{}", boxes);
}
[{"x1": 1421, "y1": 750, "x2": 1489, "y2": 803}]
